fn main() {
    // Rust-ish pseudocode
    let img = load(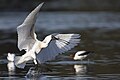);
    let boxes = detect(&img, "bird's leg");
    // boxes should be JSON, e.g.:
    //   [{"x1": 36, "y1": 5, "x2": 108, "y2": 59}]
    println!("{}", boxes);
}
[
  {"x1": 34, "y1": 59, "x2": 37, "y2": 65},
  {"x1": 34, "y1": 63, "x2": 39, "y2": 72},
  {"x1": 31, "y1": 53, "x2": 37, "y2": 65}
]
